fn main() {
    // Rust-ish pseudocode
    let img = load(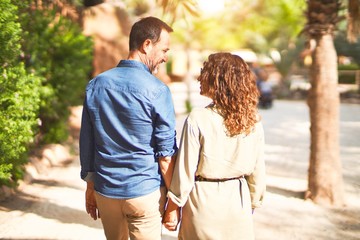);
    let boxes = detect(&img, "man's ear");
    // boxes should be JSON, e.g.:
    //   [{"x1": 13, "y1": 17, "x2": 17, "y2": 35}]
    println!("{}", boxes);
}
[{"x1": 141, "y1": 39, "x2": 153, "y2": 54}]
